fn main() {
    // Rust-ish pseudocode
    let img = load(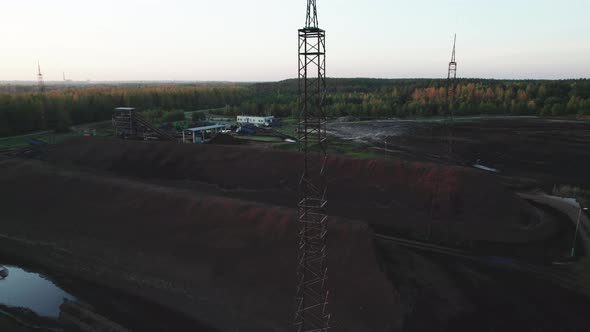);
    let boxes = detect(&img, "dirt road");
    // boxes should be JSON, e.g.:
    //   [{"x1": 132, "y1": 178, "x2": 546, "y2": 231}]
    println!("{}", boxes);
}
[{"x1": 519, "y1": 192, "x2": 590, "y2": 256}]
